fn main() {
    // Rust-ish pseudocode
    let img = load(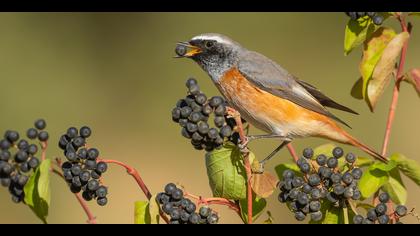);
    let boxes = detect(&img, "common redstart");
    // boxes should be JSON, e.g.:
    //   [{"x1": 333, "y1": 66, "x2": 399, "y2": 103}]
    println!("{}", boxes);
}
[{"x1": 175, "y1": 33, "x2": 388, "y2": 167}]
